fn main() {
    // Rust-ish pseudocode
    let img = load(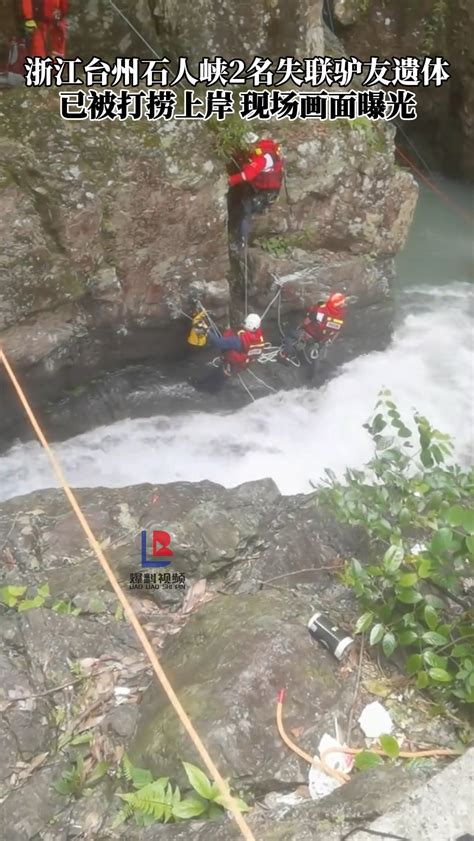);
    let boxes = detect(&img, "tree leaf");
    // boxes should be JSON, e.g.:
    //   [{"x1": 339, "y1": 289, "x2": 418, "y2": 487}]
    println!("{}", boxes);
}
[
  {"x1": 446, "y1": 505, "x2": 464, "y2": 527},
  {"x1": 396, "y1": 588, "x2": 422, "y2": 605},
  {"x1": 461, "y1": 509, "x2": 474, "y2": 535},
  {"x1": 182, "y1": 762, "x2": 213, "y2": 801},
  {"x1": 354, "y1": 751, "x2": 384, "y2": 771},
  {"x1": 406, "y1": 653, "x2": 422, "y2": 674},
  {"x1": 369, "y1": 624, "x2": 384, "y2": 646},
  {"x1": 355, "y1": 611, "x2": 374, "y2": 634},
  {"x1": 382, "y1": 632, "x2": 397, "y2": 658},
  {"x1": 172, "y1": 797, "x2": 207, "y2": 819},
  {"x1": 417, "y1": 559, "x2": 432, "y2": 579},
  {"x1": 423, "y1": 651, "x2": 448, "y2": 670},
  {"x1": 421, "y1": 631, "x2": 448, "y2": 647},
  {"x1": 398, "y1": 573, "x2": 418, "y2": 587},
  {"x1": 383, "y1": 545, "x2": 403, "y2": 574},
  {"x1": 416, "y1": 671, "x2": 430, "y2": 689},
  {"x1": 466, "y1": 536, "x2": 474, "y2": 556},
  {"x1": 379, "y1": 735, "x2": 400, "y2": 758},
  {"x1": 37, "y1": 583, "x2": 50, "y2": 598},
  {"x1": 430, "y1": 528, "x2": 453, "y2": 557},
  {"x1": 17, "y1": 596, "x2": 44, "y2": 612},
  {"x1": 423, "y1": 605, "x2": 439, "y2": 631},
  {"x1": 428, "y1": 668, "x2": 453, "y2": 683},
  {"x1": 398, "y1": 630, "x2": 418, "y2": 646},
  {"x1": 214, "y1": 794, "x2": 249, "y2": 812}
]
